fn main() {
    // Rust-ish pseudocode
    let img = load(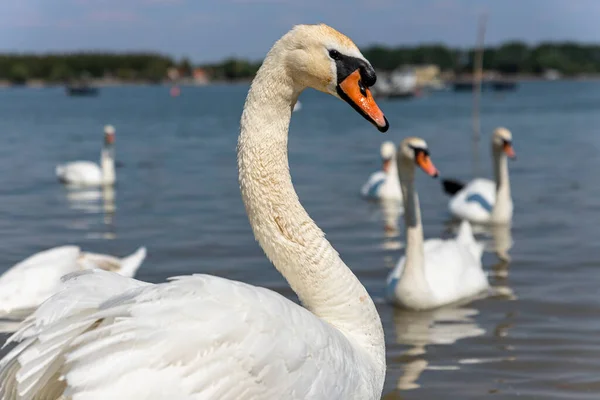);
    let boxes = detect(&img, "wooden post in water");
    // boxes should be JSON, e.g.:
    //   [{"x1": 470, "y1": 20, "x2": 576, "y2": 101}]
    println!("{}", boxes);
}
[{"x1": 472, "y1": 13, "x2": 487, "y2": 178}]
